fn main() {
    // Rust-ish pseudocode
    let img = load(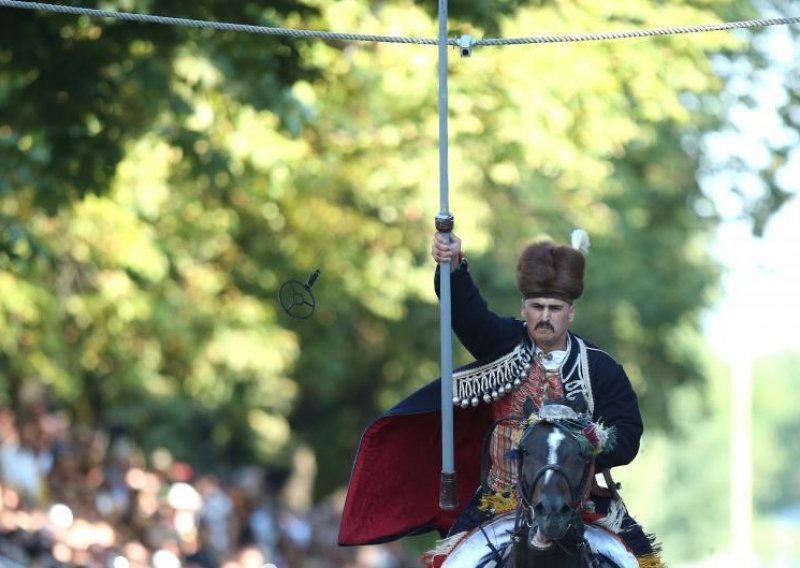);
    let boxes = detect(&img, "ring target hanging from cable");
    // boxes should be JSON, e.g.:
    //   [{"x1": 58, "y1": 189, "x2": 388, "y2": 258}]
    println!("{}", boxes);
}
[{"x1": 279, "y1": 269, "x2": 320, "y2": 319}]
